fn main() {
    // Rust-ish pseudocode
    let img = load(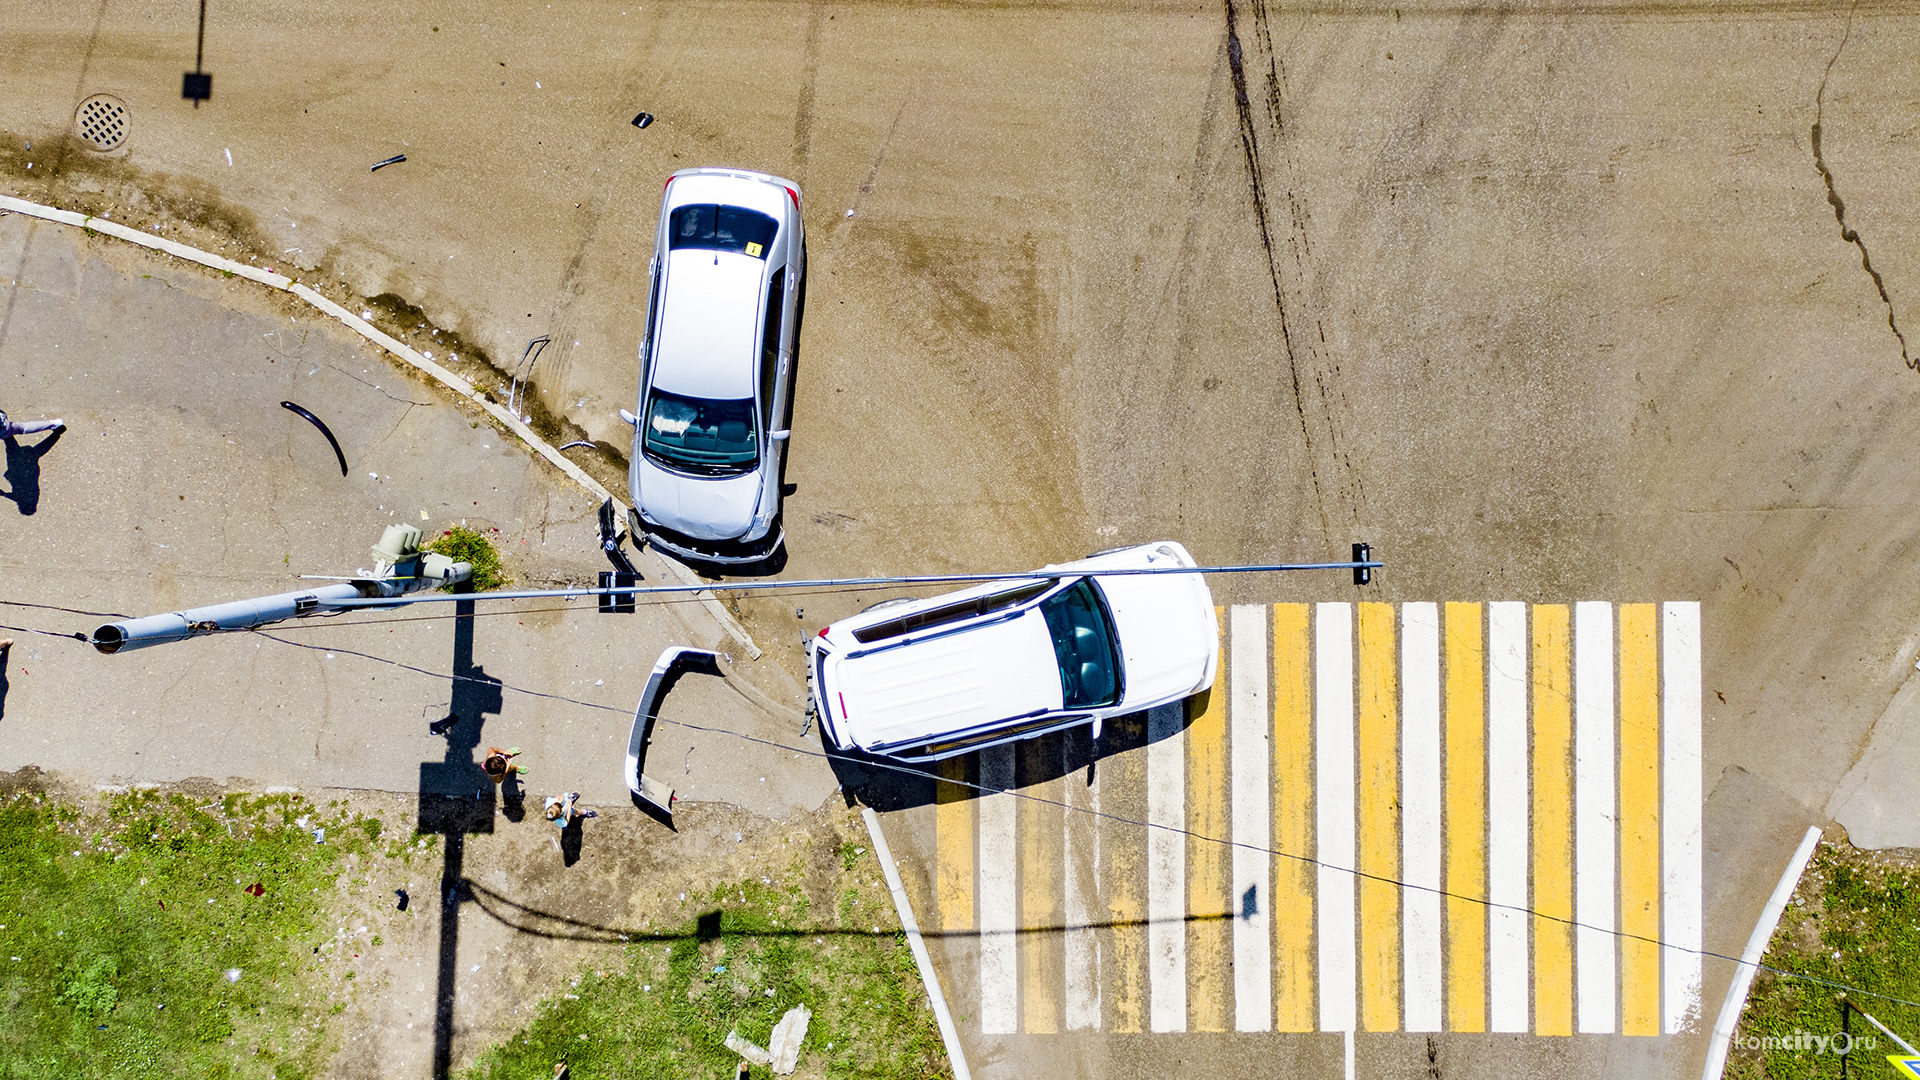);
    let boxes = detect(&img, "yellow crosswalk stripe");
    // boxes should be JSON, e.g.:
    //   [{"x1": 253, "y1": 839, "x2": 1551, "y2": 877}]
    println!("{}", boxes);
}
[
  {"x1": 1357, "y1": 602, "x2": 1401, "y2": 1032},
  {"x1": 1273, "y1": 604, "x2": 1316, "y2": 1032},
  {"x1": 1619, "y1": 604, "x2": 1662, "y2": 1036},
  {"x1": 1021, "y1": 740, "x2": 1060, "y2": 1034},
  {"x1": 936, "y1": 756, "x2": 974, "y2": 934},
  {"x1": 1443, "y1": 602, "x2": 1488, "y2": 1033},
  {"x1": 1107, "y1": 714, "x2": 1148, "y2": 1033},
  {"x1": 1532, "y1": 604, "x2": 1575, "y2": 1037},
  {"x1": 1186, "y1": 608, "x2": 1231, "y2": 1032}
]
